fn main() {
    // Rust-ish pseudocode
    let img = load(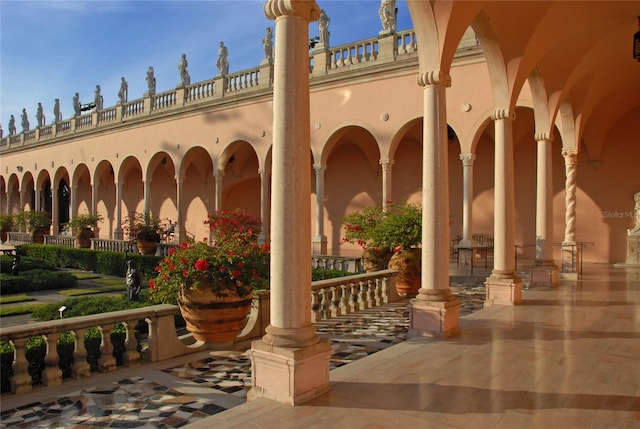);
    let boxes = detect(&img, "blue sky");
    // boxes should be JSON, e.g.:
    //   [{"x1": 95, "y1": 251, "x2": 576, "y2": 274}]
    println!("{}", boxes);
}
[{"x1": 0, "y1": 0, "x2": 412, "y2": 130}]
